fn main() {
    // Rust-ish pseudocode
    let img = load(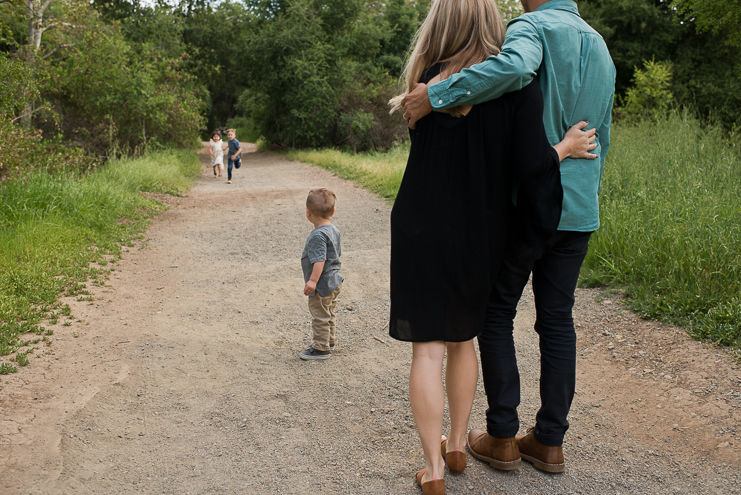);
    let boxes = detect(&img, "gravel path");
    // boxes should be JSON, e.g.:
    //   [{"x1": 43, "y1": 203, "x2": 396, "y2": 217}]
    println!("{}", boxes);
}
[{"x1": 1, "y1": 144, "x2": 739, "y2": 494}]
